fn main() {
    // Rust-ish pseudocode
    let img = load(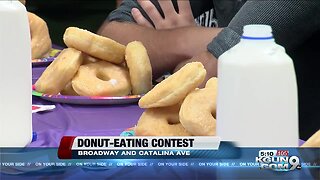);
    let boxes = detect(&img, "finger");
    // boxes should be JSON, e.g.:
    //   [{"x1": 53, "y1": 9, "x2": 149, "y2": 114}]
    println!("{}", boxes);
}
[
  {"x1": 137, "y1": 0, "x2": 163, "y2": 24},
  {"x1": 131, "y1": 8, "x2": 154, "y2": 28},
  {"x1": 177, "y1": 0, "x2": 192, "y2": 15},
  {"x1": 158, "y1": 0, "x2": 176, "y2": 17}
]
